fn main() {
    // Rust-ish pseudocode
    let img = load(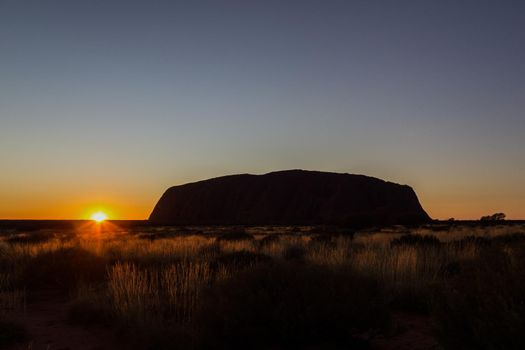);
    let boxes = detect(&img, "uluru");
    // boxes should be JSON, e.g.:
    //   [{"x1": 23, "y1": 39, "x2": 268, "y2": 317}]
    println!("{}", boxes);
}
[{"x1": 149, "y1": 170, "x2": 431, "y2": 226}]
